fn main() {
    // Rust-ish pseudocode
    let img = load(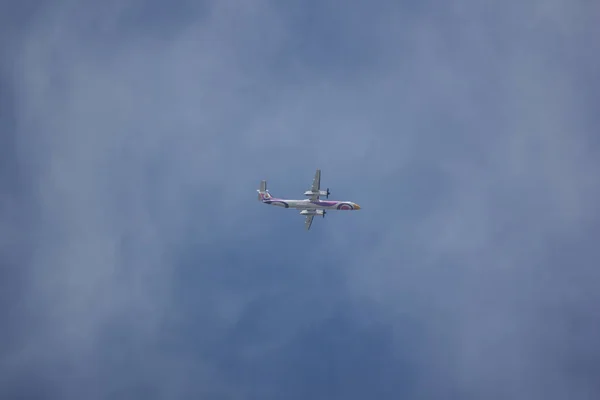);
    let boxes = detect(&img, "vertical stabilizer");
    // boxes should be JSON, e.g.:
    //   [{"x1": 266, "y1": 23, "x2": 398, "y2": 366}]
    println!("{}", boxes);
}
[{"x1": 257, "y1": 180, "x2": 272, "y2": 201}]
